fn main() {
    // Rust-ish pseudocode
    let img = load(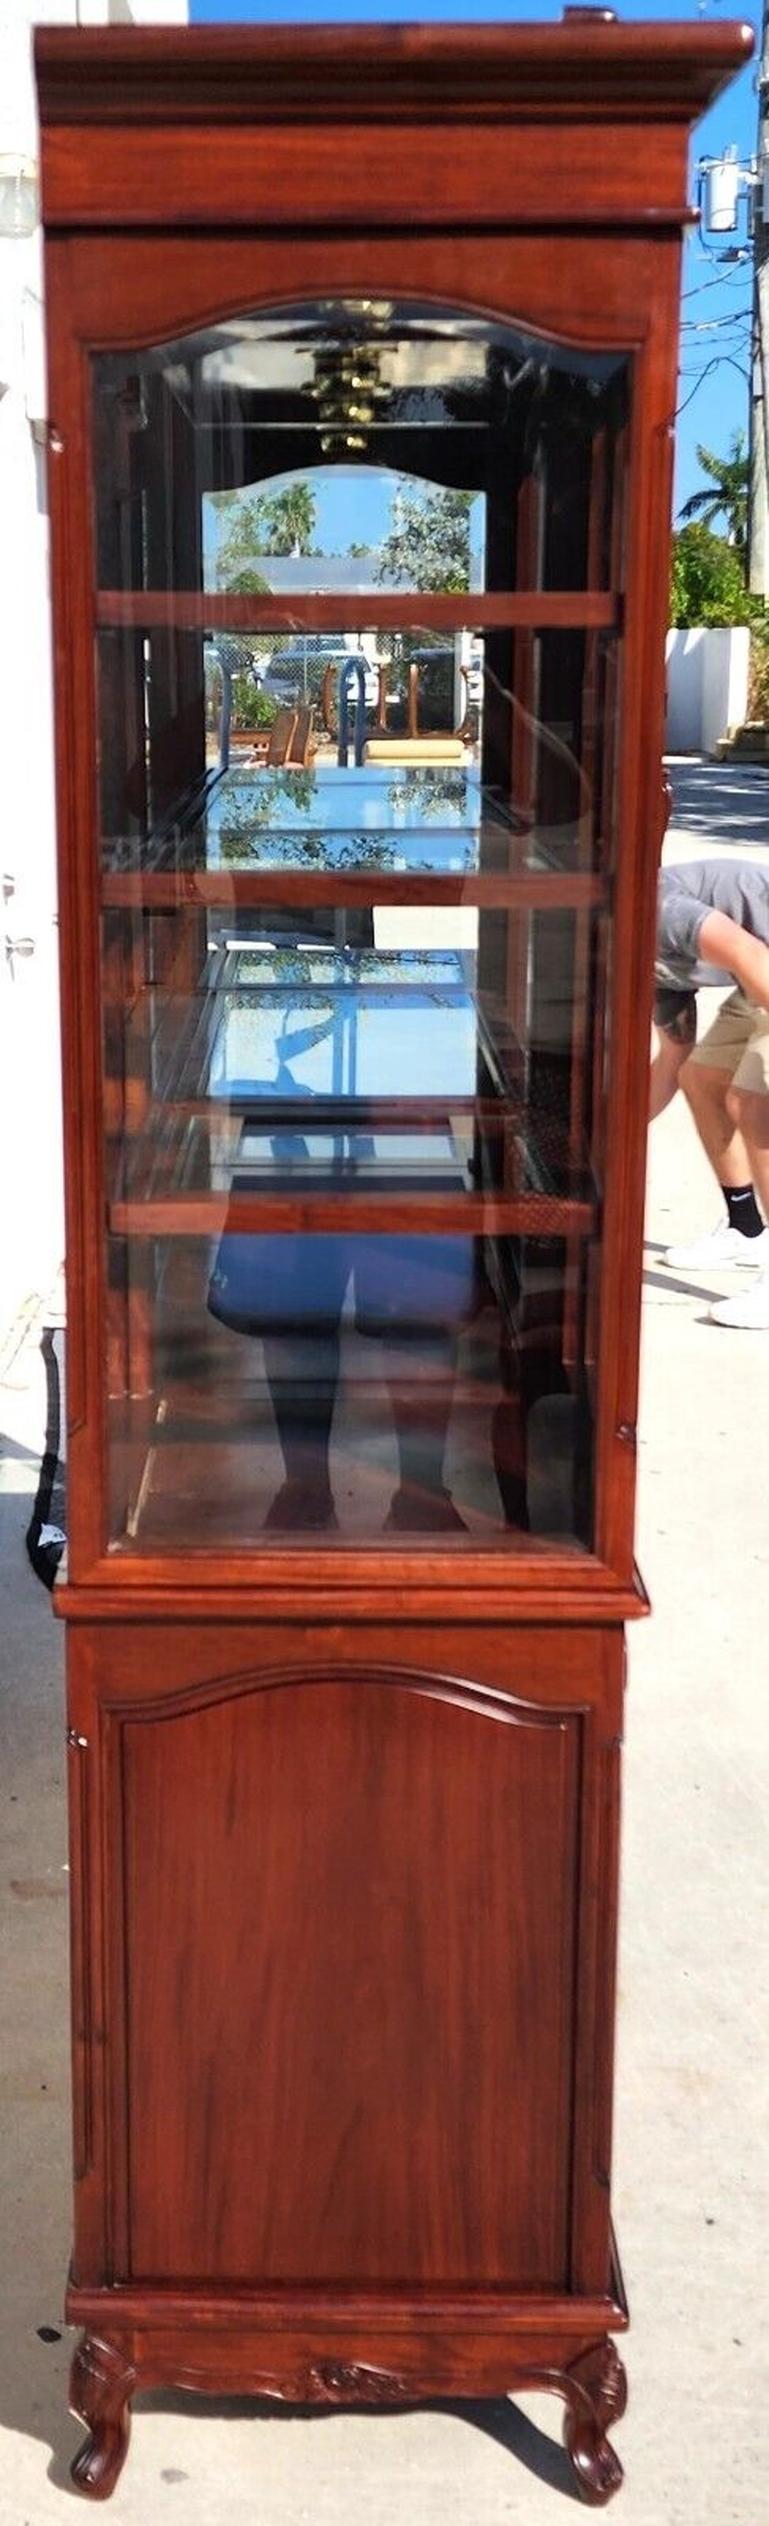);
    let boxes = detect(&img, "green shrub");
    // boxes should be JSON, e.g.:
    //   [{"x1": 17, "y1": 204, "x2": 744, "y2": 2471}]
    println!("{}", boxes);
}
[
  {"x1": 231, "y1": 674, "x2": 277, "y2": 730},
  {"x1": 748, "y1": 607, "x2": 769, "y2": 719},
  {"x1": 670, "y1": 523, "x2": 750, "y2": 628}
]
